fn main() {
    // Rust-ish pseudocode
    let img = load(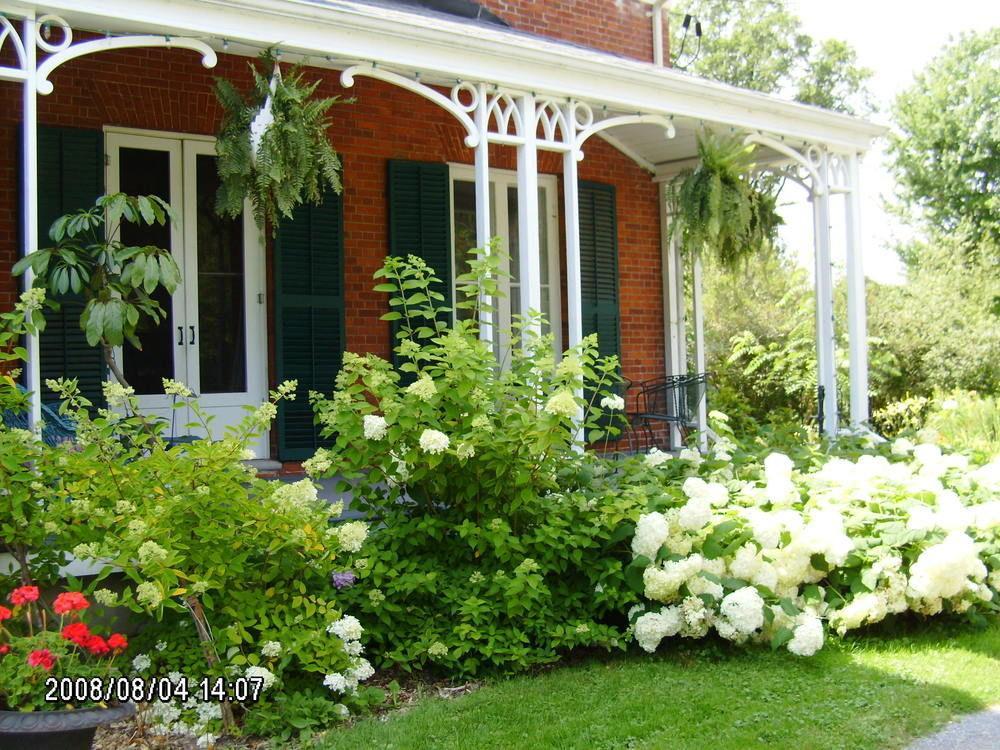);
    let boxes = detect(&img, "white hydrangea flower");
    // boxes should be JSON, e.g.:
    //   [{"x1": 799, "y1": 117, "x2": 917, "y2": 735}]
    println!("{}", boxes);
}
[
  {"x1": 787, "y1": 614, "x2": 825, "y2": 656},
  {"x1": 272, "y1": 479, "x2": 319, "y2": 510},
  {"x1": 328, "y1": 614, "x2": 364, "y2": 642},
  {"x1": 162, "y1": 378, "x2": 193, "y2": 398},
  {"x1": 600, "y1": 394, "x2": 625, "y2": 411},
  {"x1": 132, "y1": 654, "x2": 152, "y2": 673},
  {"x1": 323, "y1": 672, "x2": 348, "y2": 693},
  {"x1": 634, "y1": 607, "x2": 683, "y2": 653},
  {"x1": 544, "y1": 390, "x2": 578, "y2": 418},
  {"x1": 631, "y1": 512, "x2": 669, "y2": 560},
  {"x1": 363, "y1": 414, "x2": 388, "y2": 441},
  {"x1": 678, "y1": 496, "x2": 713, "y2": 531},
  {"x1": 419, "y1": 429, "x2": 450, "y2": 454},
  {"x1": 138, "y1": 540, "x2": 168, "y2": 566},
  {"x1": 406, "y1": 375, "x2": 437, "y2": 401},
  {"x1": 679, "y1": 448, "x2": 702, "y2": 464},
  {"x1": 245, "y1": 666, "x2": 277, "y2": 690},
  {"x1": 645, "y1": 448, "x2": 672, "y2": 467},
  {"x1": 719, "y1": 586, "x2": 765, "y2": 635},
  {"x1": 643, "y1": 555, "x2": 703, "y2": 602},
  {"x1": 261, "y1": 641, "x2": 282, "y2": 658},
  {"x1": 336, "y1": 521, "x2": 369, "y2": 553},
  {"x1": 349, "y1": 658, "x2": 375, "y2": 683},
  {"x1": 303, "y1": 449, "x2": 333, "y2": 476},
  {"x1": 891, "y1": 437, "x2": 915, "y2": 456},
  {"x1": 908, "y1": 532, "x2": 986, "y2": 601}
]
